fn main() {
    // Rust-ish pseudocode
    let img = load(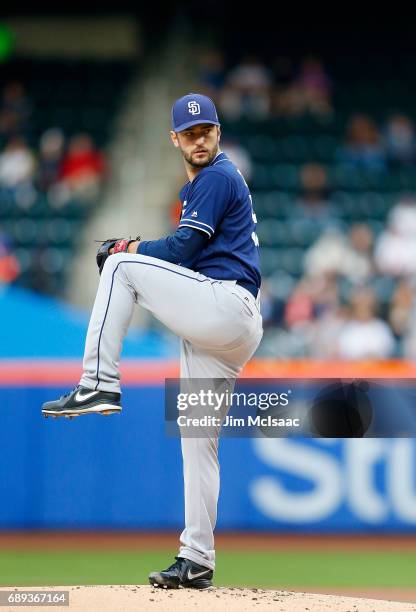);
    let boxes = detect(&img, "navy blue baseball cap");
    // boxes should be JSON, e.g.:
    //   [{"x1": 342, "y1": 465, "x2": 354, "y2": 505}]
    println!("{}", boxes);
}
[{"x1": 171, "y1": 93, "x2": 220, "y2": 132}]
